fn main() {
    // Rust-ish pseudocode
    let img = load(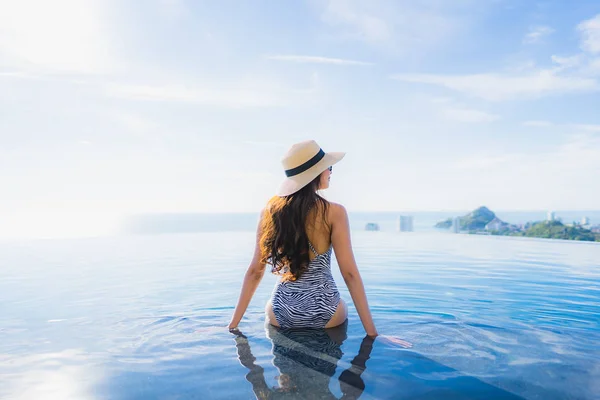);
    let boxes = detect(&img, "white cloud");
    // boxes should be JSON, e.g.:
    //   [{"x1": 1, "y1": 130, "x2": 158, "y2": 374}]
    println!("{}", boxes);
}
[
  {"x1": 454, "y1": 154, "x2": 514, "y2": 170},
  {"x1": 547, "y1": 15, "x2": 600, "y2": 77},
  {"x1": 320, "y1": 0, "x2": 392, "y2": 44},
  {"x1": 551, "y1": 55, "x2": 583, "y2": 70},
  {"x1": 314, "y1": 0, "x2": 479, "y2": 51},
  {"x1": 266, "y1": 55, "x2": 373, "y2": 66},
  {"x1": 524, "y1": 25, "x2": 554, "y2": 44},
  {"x1": 391, "y1": 13, "x2": 600, "y2": 101},
  {"x1": 0, "y1": 0, "x2": 115, "y2": 74},
  {"x1": 428, "y1": 97, "x2": 499, "y2": 123},
  {"x1": 0, "y1": 70, "x2": 35, "y2": 79},
  {"x1": 545, "y1": 15, "x2": 600, "y2": 78},
  {"x1": 391, "y1": 70, "x2": 598, "y2": 101},
  {"x1": 587, "y1": 58, "x2": 600, "y2": 75},
  {"x1": 105, "y1": 83, "x2": 278, "y2": 107},
  {"x1": 578, "y1": 14, "x2": 600, "y2": 54},
  {"x1": 523, "y1": 120, "x2": 553, "y2": 127},
  {"x1": 111, "y1": 112, "x2": 157, "y2": 135},
  {"x1": 572, "y1": 124, "x2": 600, "y2": 132},
  {"x1": 104, "y1": 80, "x2": 306, "y2": 108},
  {"x1": 448, "y1": 134, "x2": 600, "y2": 210},
  {"x1": 157, "y1": 0, "x2": 187, "y2": 20},
  {"x1": 340, "y1": 130, "x2": 600, "y2": 211},
  {"x1": 430, "y1": 97, "x2": 454, "y2": 104},
  {"x1": 441, "y1": 107, "x2": 499, "y2": 123},
  {"x1": 523, "y1": 121, "x2": 600, "y2": 131},
  {"x1": 456, "y1": 134, "x2": 600, "y2": 172},
  {"x1": 550, "y1": 54, "x2": 582, "y2": 68}
]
